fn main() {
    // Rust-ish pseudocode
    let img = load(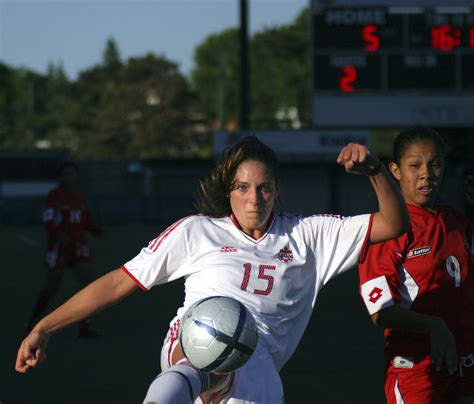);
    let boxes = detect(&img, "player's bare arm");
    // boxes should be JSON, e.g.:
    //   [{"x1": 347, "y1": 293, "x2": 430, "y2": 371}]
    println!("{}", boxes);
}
[
  {"x1": 336, "y1": 143, "x2": 410, "y2": 244},
  {"x1": 15, "y1": 268, "x2": 138, "y2": 373},
  {"x1": 371, "y1": 305, "x2": 458, "y2": 374}
]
